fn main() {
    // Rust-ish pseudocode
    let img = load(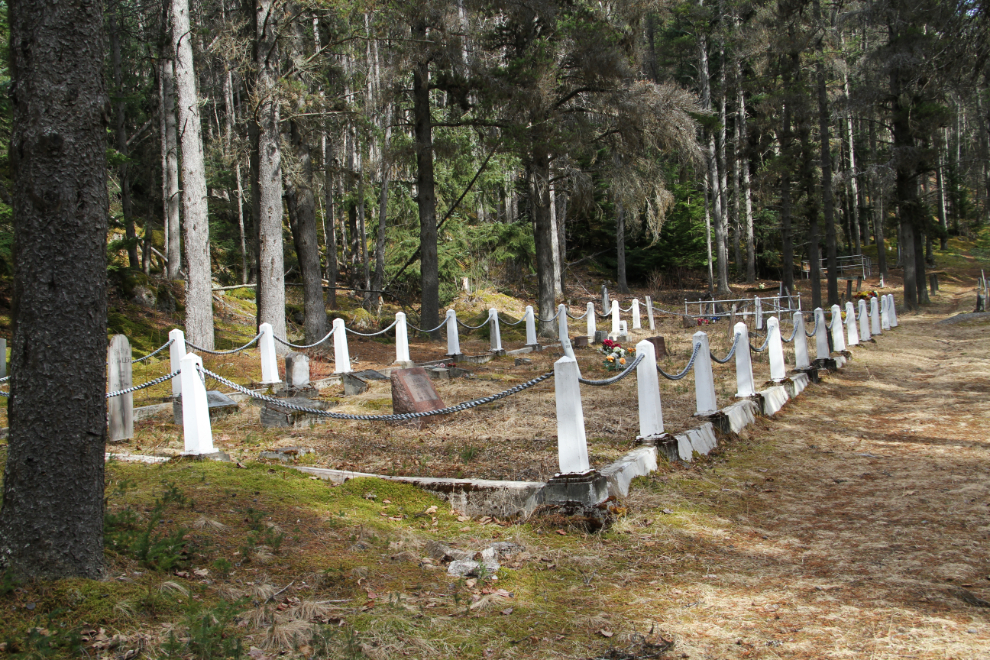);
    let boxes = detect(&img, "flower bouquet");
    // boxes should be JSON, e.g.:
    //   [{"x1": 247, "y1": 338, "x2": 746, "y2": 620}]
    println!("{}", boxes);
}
[{"x1": 600, "y1": 338, "x2": 628, "y2": 371}]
